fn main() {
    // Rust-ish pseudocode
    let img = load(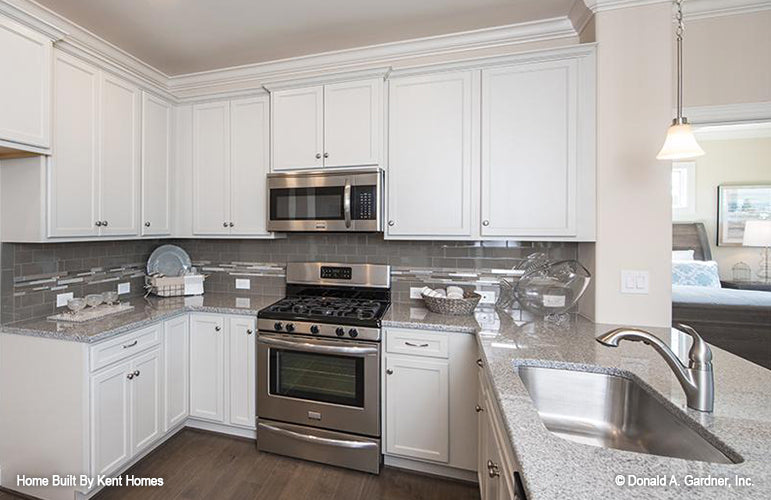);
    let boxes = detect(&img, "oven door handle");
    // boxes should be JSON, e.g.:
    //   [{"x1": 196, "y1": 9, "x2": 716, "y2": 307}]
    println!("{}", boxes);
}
[
  {"x1": 259, "y1": 422, "x2": 378, "y2": 450},
  {"x1": 343, "y1": 178, "x2": 352, "y2": 229},
  {"x1": 258, "y1": 335, "x2": 378, "y2": 355}
]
